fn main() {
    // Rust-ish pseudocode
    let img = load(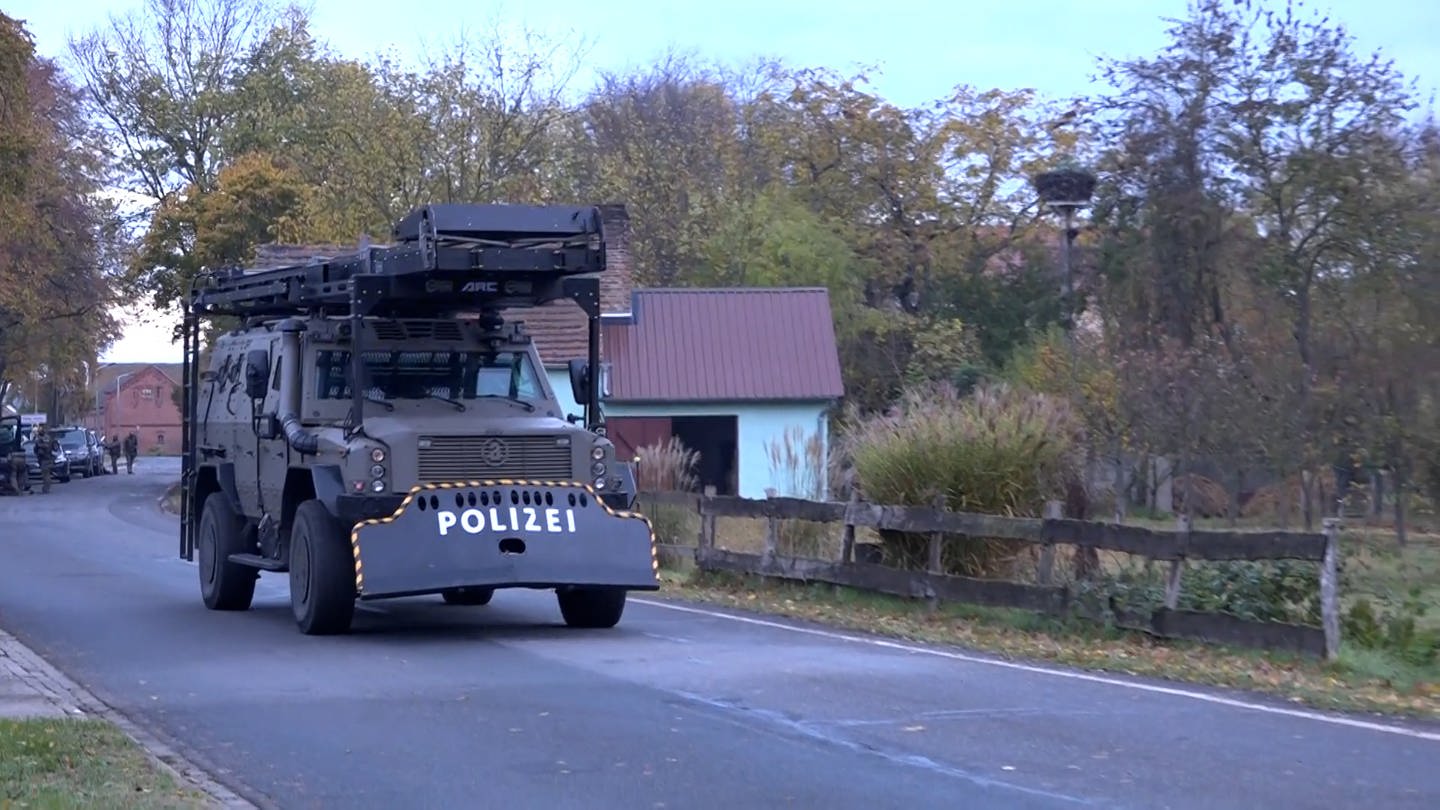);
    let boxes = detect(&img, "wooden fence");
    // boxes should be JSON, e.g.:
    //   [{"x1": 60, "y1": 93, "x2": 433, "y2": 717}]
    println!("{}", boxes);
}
[{"x1": 640, "y1": 488, "x2": 1343, "y2": 660}]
